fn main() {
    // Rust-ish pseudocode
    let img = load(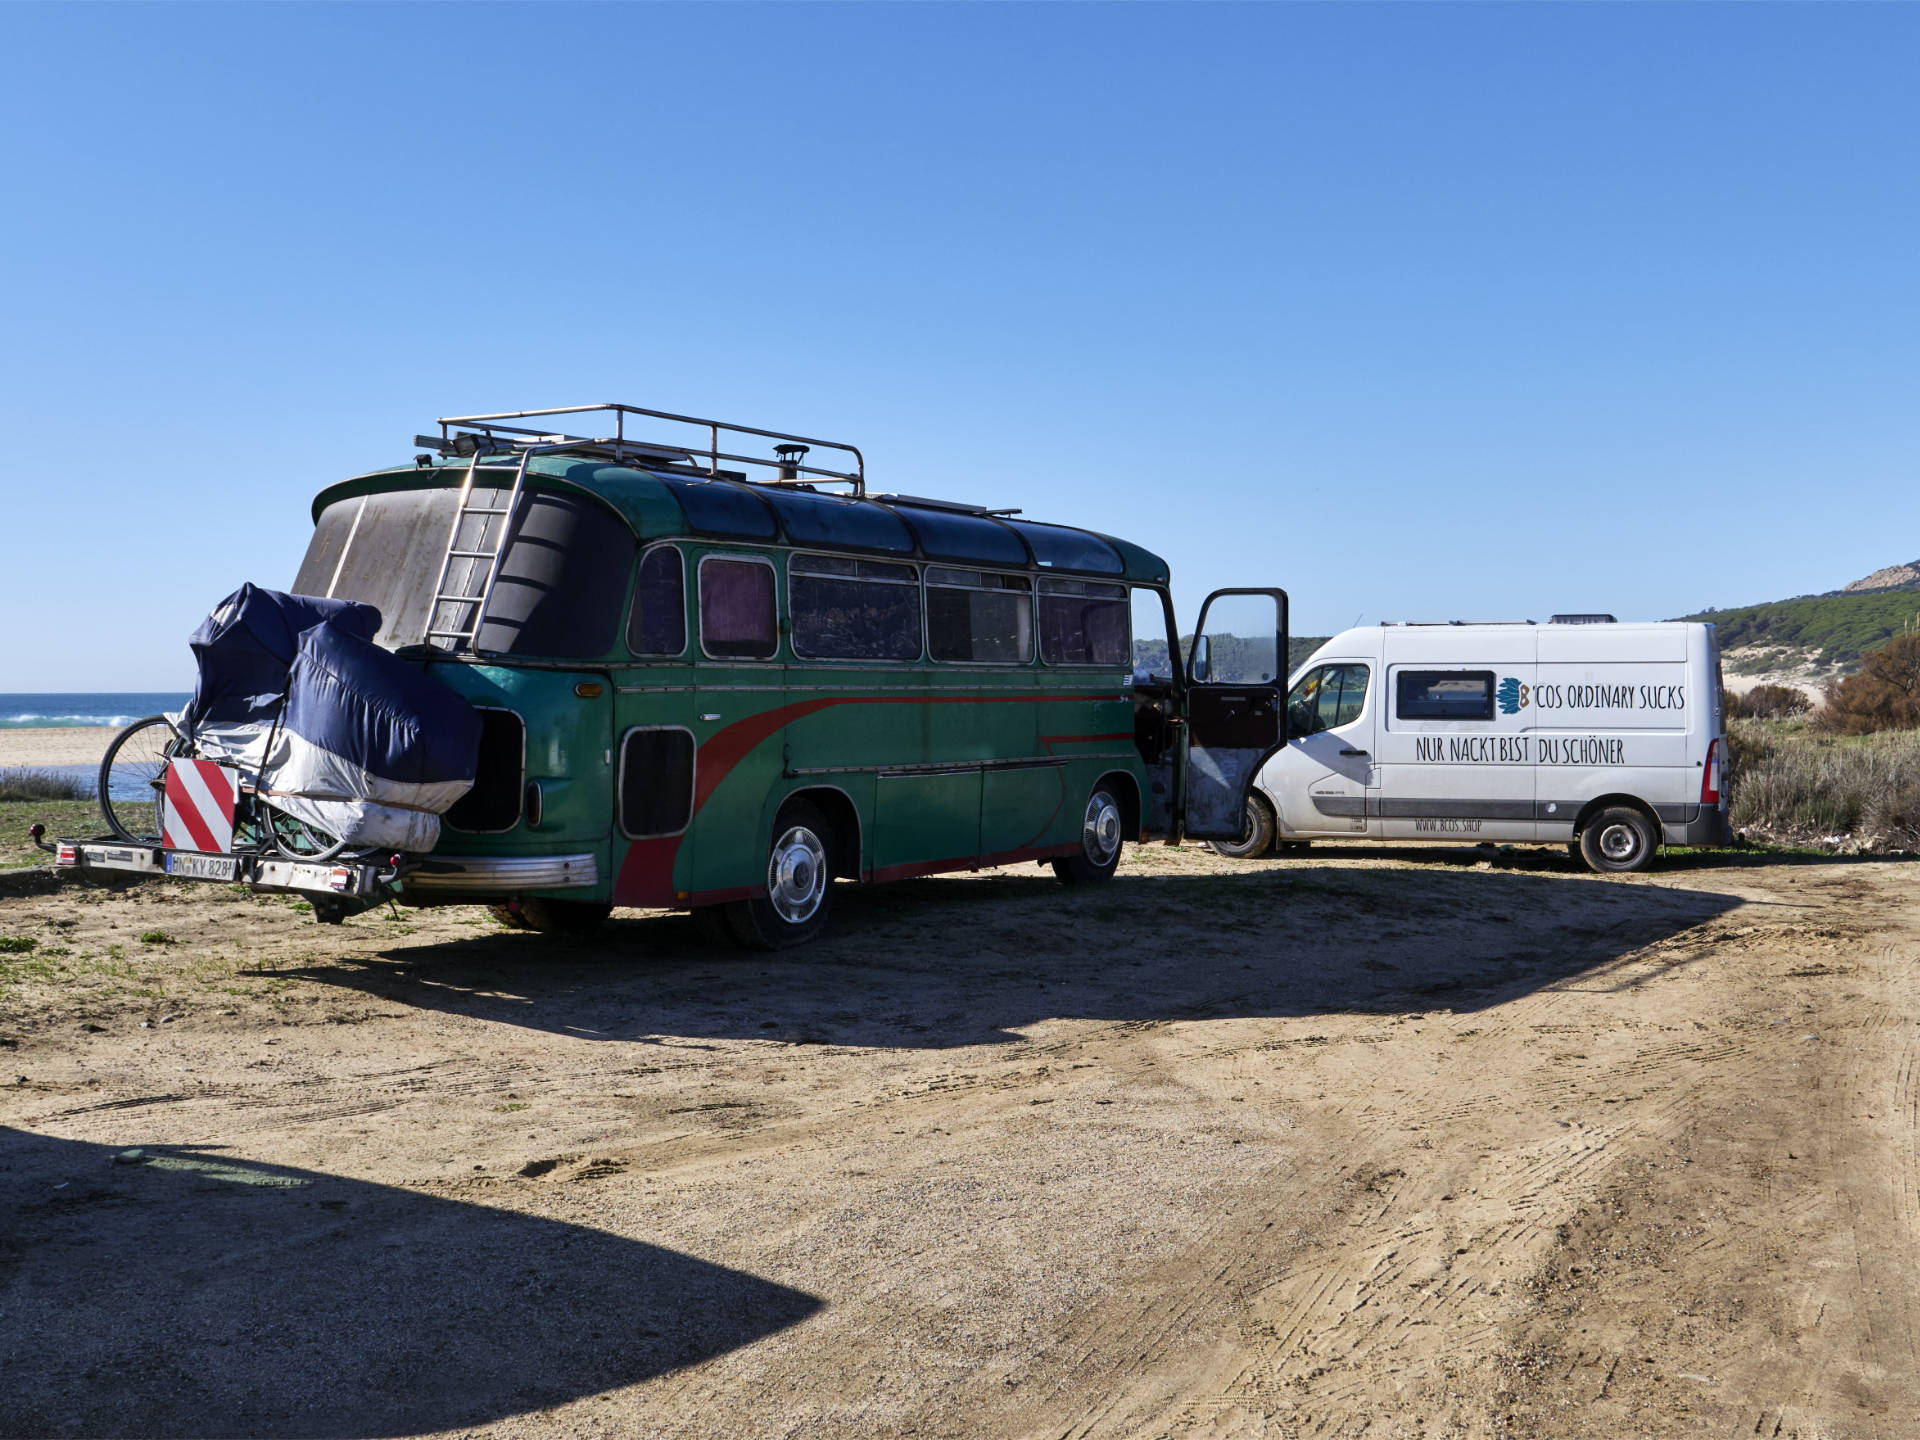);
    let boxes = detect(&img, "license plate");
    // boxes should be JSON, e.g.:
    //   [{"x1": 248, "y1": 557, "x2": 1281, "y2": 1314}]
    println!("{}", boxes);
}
[{"x1": 166, "y1": 852, "x2": 237, "y2": 882}]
